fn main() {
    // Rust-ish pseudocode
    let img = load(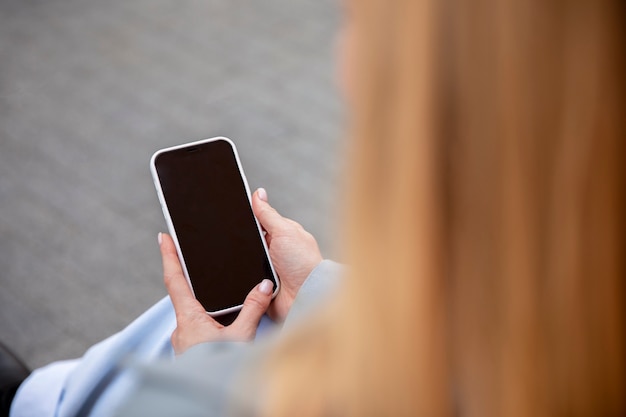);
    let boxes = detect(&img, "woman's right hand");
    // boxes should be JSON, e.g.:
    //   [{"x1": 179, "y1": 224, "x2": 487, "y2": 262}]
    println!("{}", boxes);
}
[{"x1": 252, "y1": 188, "x2": 323, "y2": 322}]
